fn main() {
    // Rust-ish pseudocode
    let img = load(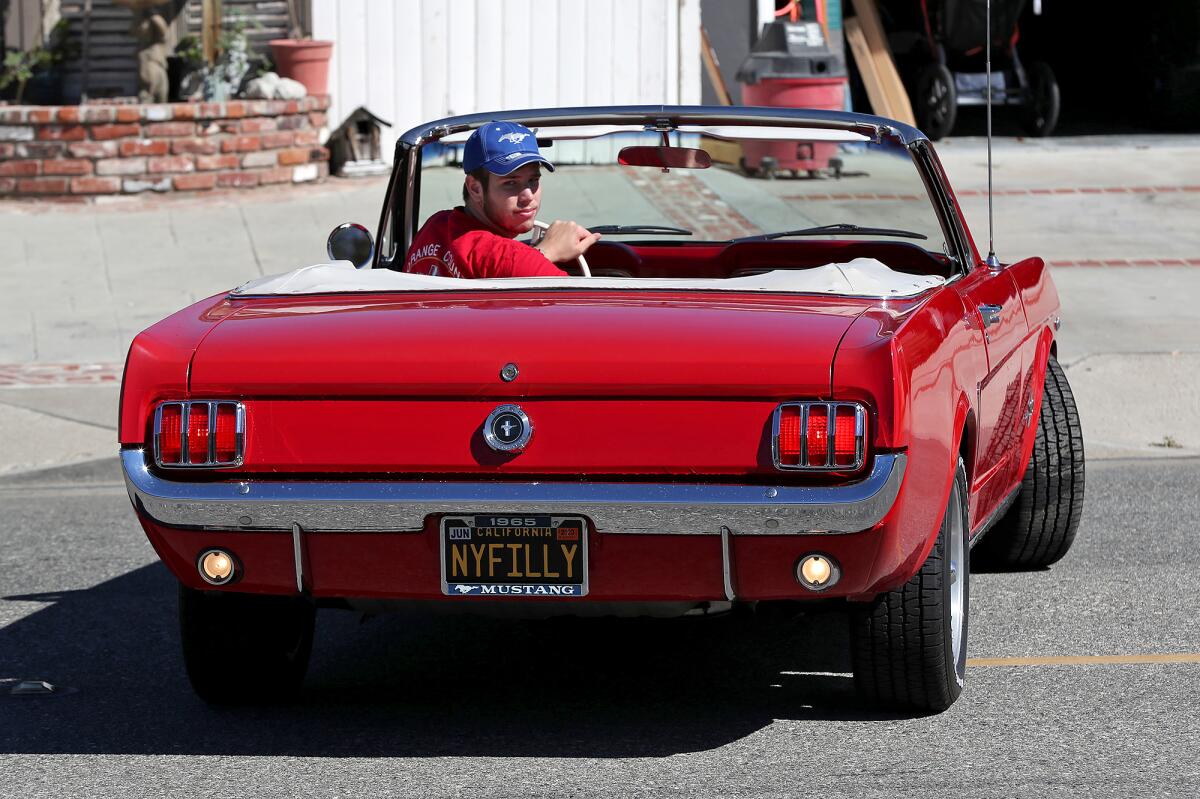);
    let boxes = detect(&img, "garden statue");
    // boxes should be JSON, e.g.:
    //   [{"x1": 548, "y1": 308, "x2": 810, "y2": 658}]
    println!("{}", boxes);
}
[{"x1": 131, "y1": 11, "x2": 169, "y2": 103}]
